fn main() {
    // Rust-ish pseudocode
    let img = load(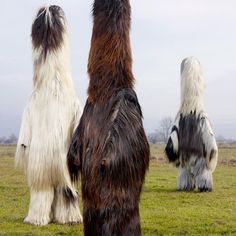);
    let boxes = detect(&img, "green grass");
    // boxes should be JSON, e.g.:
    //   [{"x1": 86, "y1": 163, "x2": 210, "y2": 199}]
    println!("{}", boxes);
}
[{"x1": 0, "y1": 145, "x2": 236, "y2": 235}]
